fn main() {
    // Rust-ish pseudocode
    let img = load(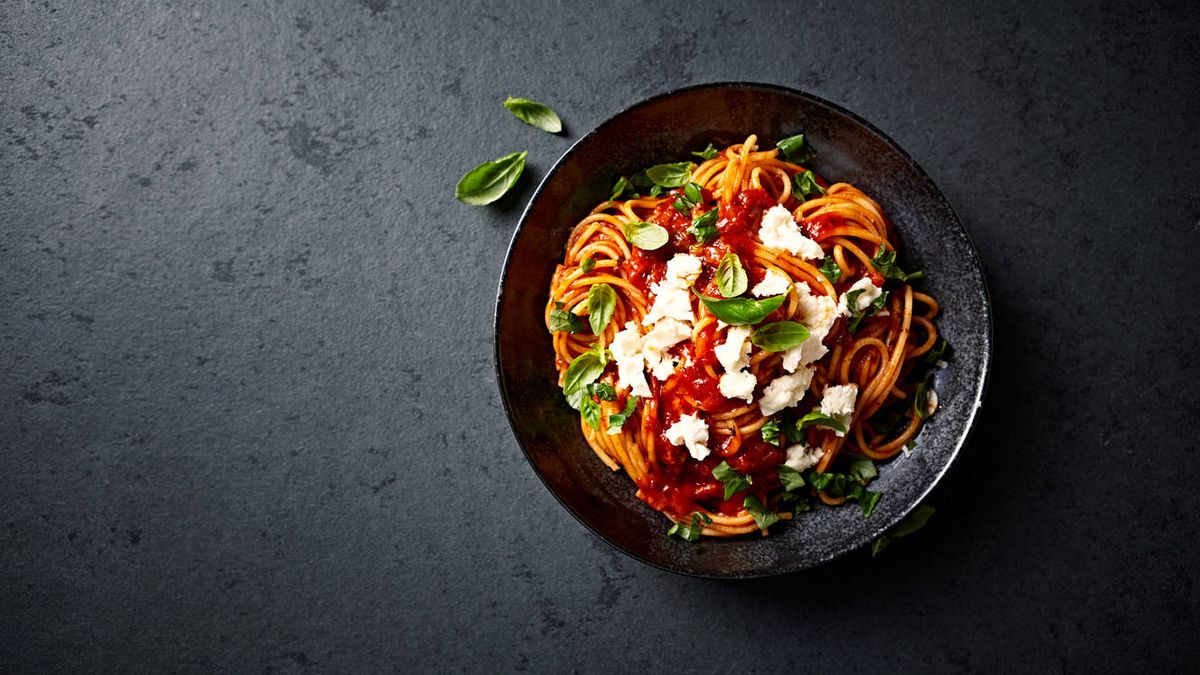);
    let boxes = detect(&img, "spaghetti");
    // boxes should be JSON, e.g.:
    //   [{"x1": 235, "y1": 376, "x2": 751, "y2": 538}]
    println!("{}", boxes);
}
[{"x1": 546, "y1": 136, "x2": 942, "y2": 538}]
